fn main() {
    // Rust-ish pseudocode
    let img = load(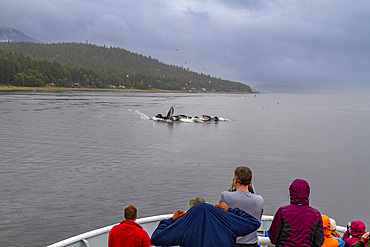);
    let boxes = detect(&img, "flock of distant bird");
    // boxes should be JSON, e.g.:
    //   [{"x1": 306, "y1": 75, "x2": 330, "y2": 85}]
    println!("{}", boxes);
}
[{"x1": 149, "y1": 106, "x2": 230, "y2": 123}]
